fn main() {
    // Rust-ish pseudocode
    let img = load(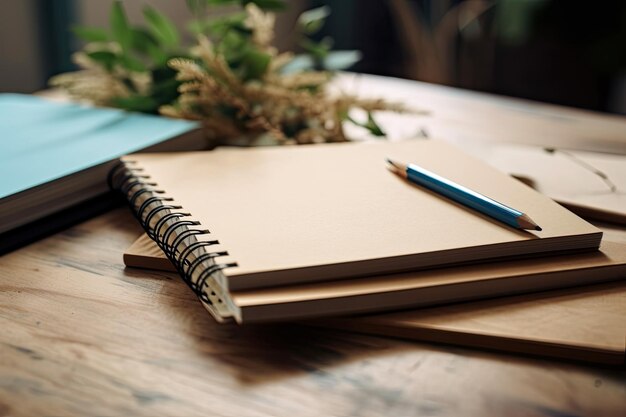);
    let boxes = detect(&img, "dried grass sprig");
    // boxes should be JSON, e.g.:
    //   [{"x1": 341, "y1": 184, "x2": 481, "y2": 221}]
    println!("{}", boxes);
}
[
  {"x1": 49, "y1": 1, "x2": 419, "y2": 145},
  {"x1": 162, "y1": 5, "x2": 414, "y2": 145}
]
